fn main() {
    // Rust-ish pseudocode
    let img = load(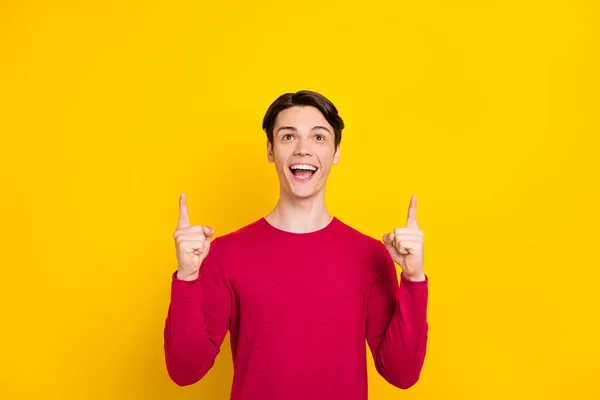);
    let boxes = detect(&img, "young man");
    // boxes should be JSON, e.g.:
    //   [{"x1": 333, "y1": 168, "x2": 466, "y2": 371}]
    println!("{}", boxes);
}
[{"x1": 164, "y1": 90, "x2": 429, "y2": 399}]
